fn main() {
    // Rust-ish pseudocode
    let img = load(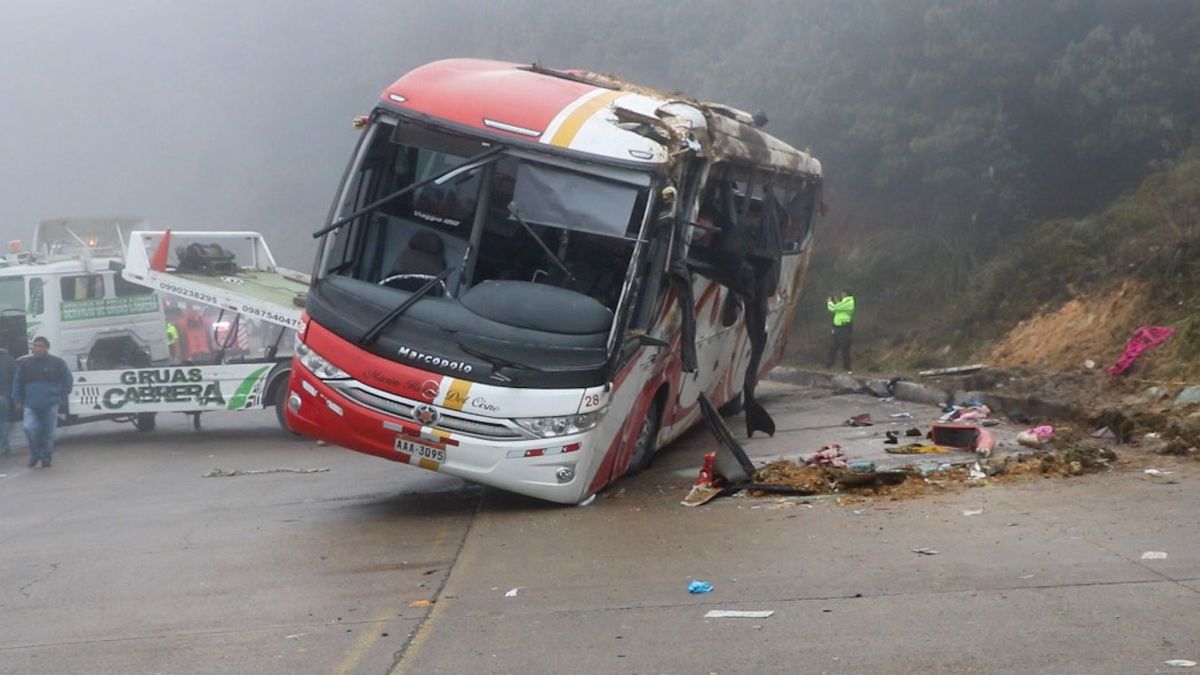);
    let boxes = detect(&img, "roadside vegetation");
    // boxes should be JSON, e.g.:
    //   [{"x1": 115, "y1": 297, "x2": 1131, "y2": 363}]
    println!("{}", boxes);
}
[{"x1": 449, "y1": 1, "x2": 1200, "y2": 379}]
